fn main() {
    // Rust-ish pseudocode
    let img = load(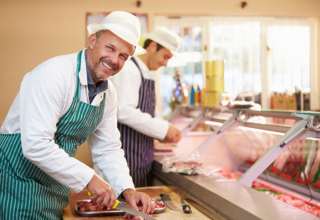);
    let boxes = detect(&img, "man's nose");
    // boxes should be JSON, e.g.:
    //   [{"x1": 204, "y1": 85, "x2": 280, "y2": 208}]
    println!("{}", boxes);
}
[{"x1": 109, "y1": 54, "x2": 119, "y2": 64}]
